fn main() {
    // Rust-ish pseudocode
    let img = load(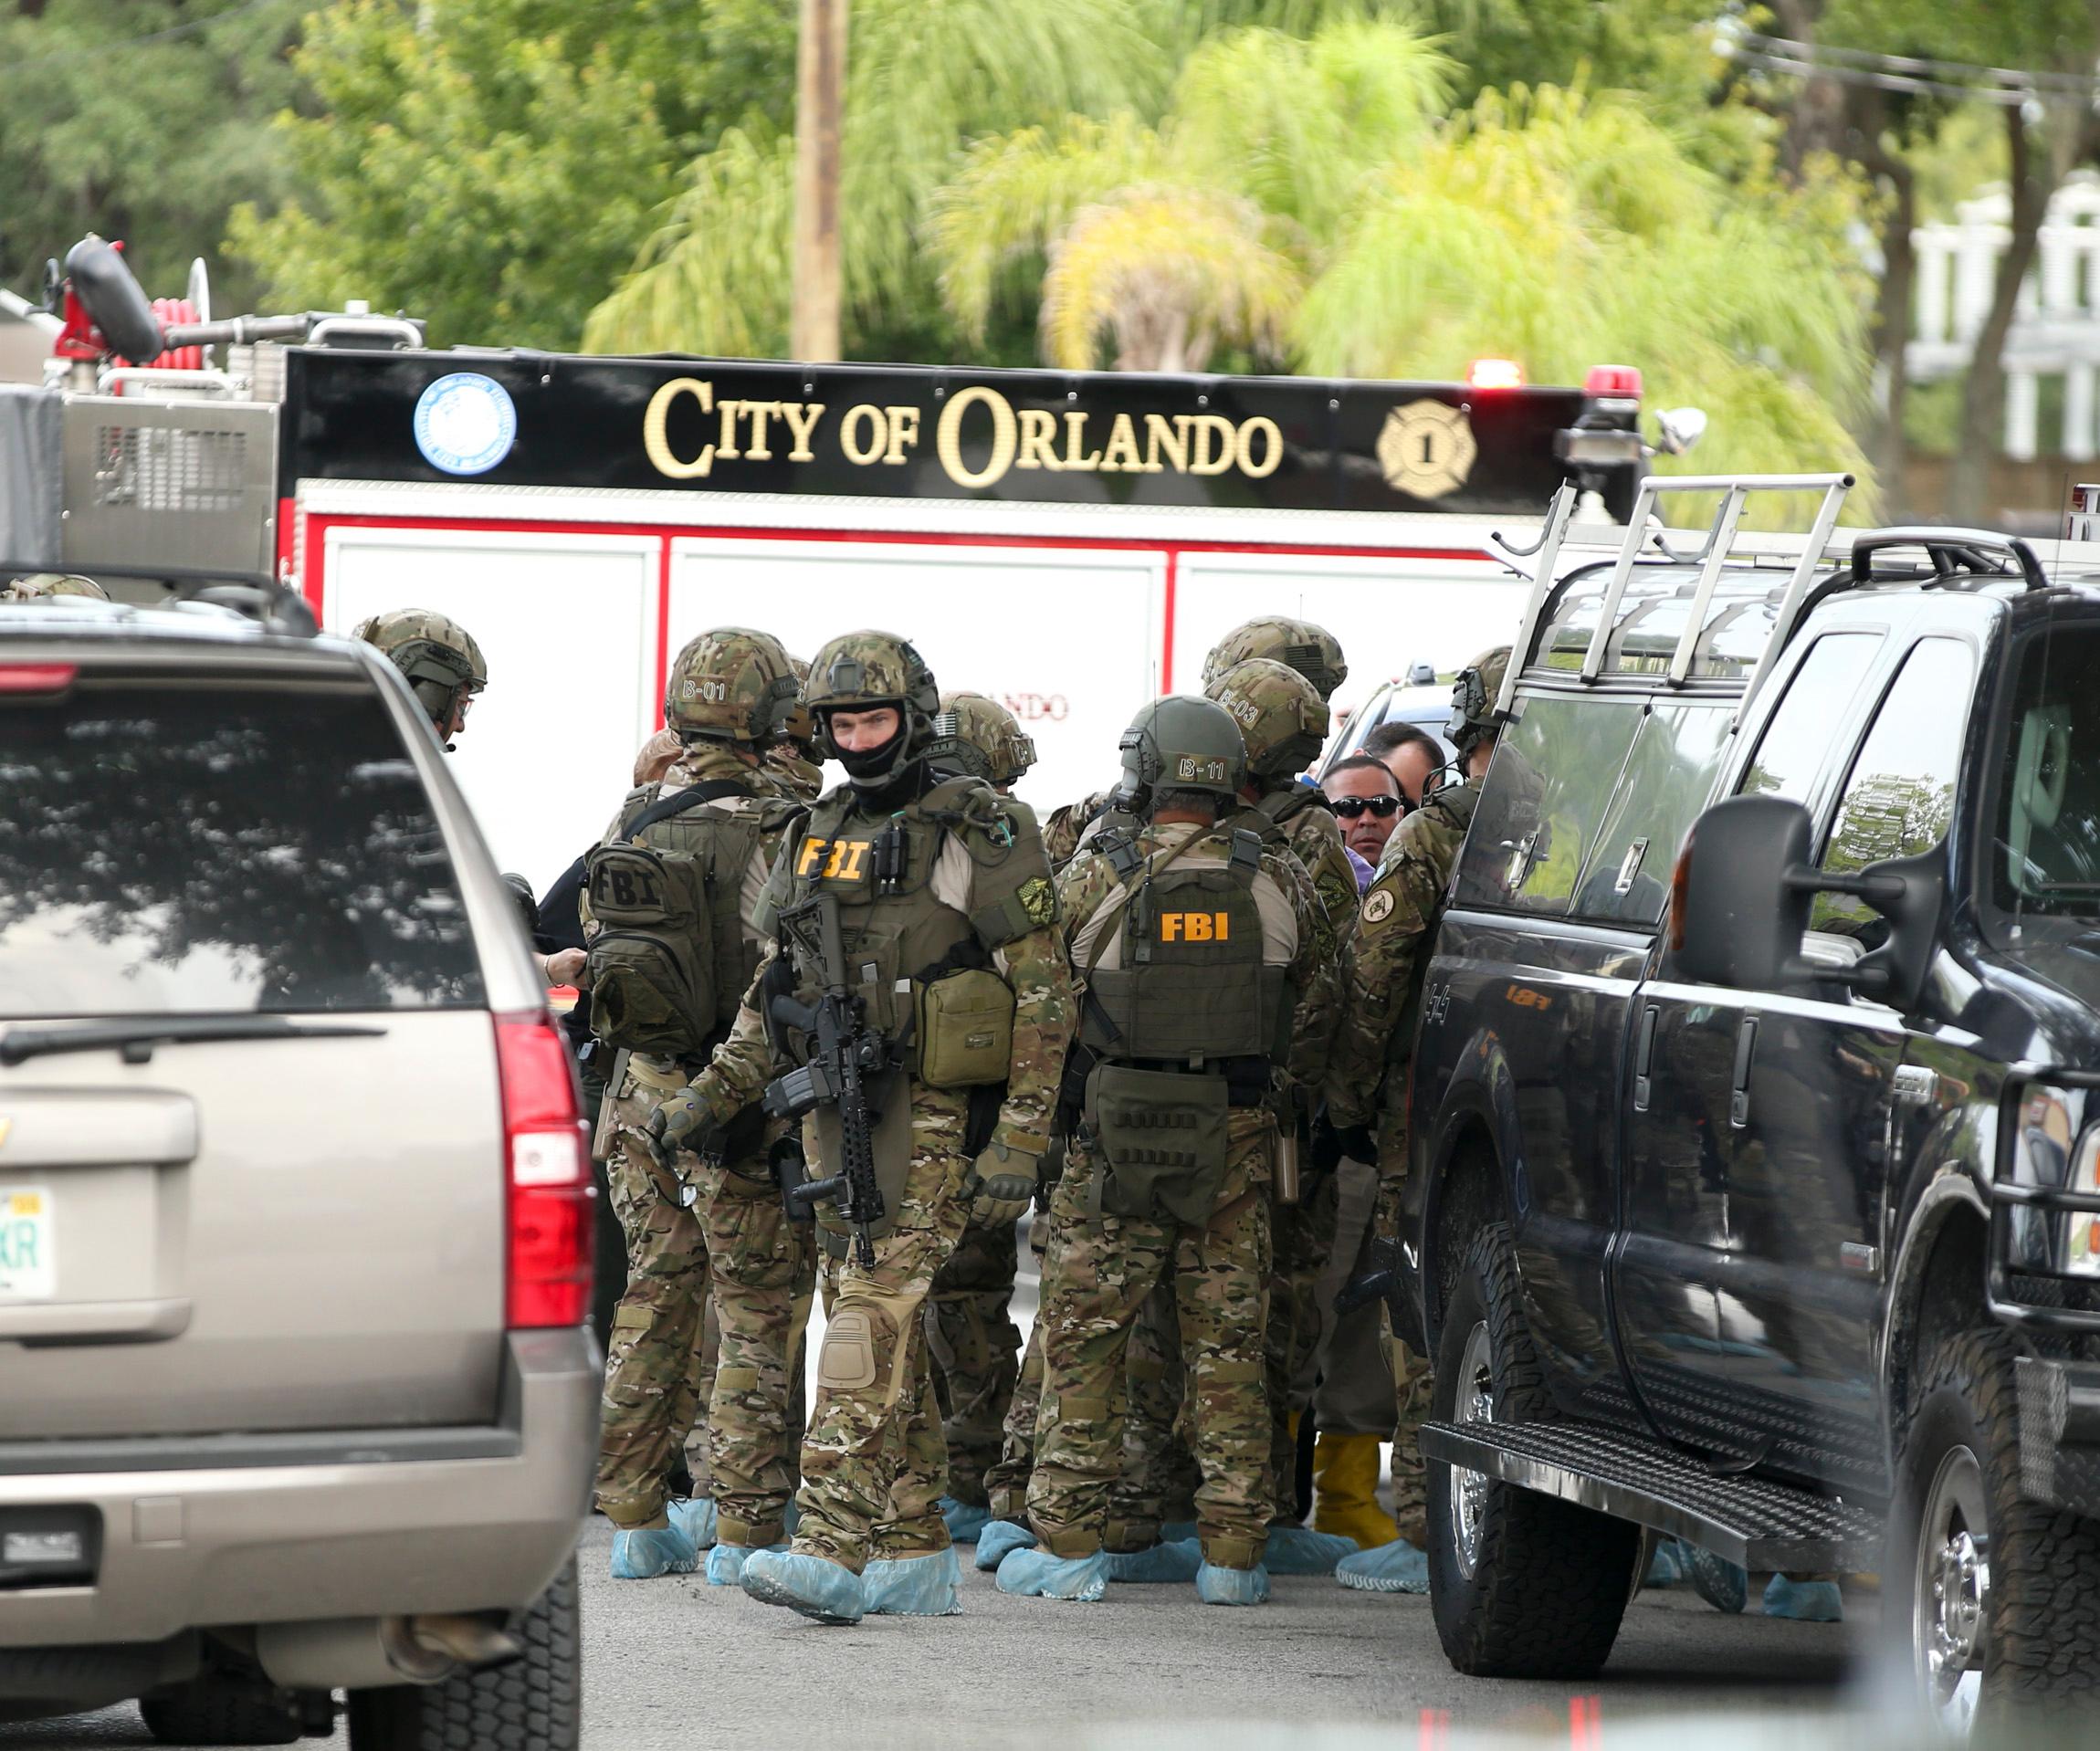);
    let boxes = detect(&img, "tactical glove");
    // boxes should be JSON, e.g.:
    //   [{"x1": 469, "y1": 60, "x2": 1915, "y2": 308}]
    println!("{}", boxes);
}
[
  {"x1": 966, "y1": 1140, "x2": 1040, "y2": 1230},
  {"x1": 649, "y1": 1087, "x2": 727, "y2": 1164}
]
